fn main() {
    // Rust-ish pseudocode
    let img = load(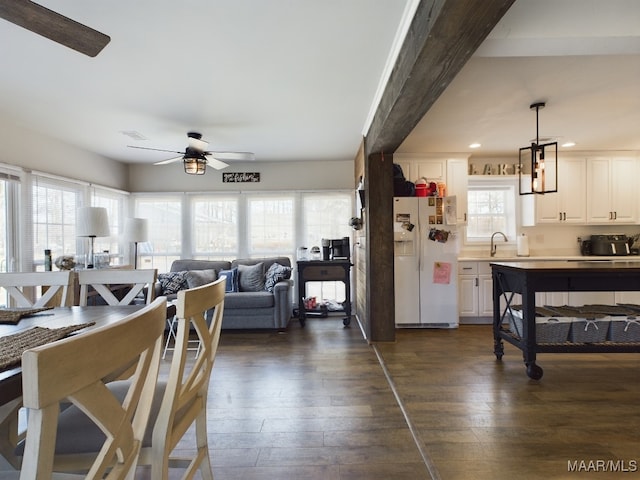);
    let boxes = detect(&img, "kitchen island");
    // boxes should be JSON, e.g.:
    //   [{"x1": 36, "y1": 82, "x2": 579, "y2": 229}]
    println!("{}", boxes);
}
[{"x1": 491, "y1": 260, "x2": 640, "y2": 379}]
